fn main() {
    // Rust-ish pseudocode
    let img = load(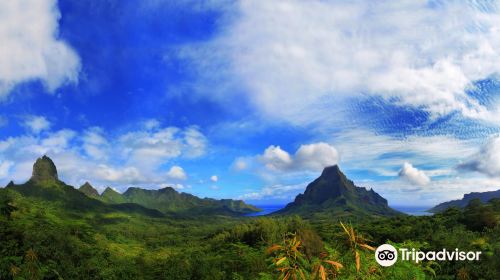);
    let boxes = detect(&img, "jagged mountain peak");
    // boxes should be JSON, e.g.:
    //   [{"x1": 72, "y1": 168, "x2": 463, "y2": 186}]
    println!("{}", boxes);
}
[
  {"x1": 79, "y1": 182, "x2": 99, "y2": 197},
  {"x1": 277, "y1": 165, "x2": 400, "y2": 217},
  {"x1": 320, "y1": 164, "x2": 343, "y2": 177},
  {"x1": 31, "y1": 155, "x2": 59, "y2": 182}
]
